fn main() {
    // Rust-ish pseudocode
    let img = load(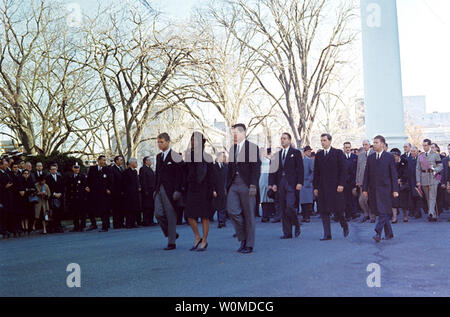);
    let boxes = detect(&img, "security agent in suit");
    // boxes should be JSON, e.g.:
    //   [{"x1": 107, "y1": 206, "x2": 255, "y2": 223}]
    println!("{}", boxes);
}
[
  {"x1": 226, "y1": 123, "x2": 261, "y2": 254},
  {"x1": 343, "y1": 142, "x2": 359, "y2": 221},
  {"x1": 139, "y1": 156, "x2": 156, "y2": 226},
  {"x1": 154, "y1": 133, "x2": 183, "y2": 250},
  {"x1": 65, "y1": 164, "x2": 88, "y2": 232},
  {"x1": 123, "y1": 158, "x2": 141, "y2": 228},
  {"x1": 86, "y1": 155, "x2": 112, "y2": 232},
  {"x1": 416, "y1": 139, "x2": 443, "y2": 221},
  {"x1": 109, "y1": 155, "x2": 125, "y2": 229},
  {"x1": 269, "y1": 133, "x2": 304, "y2": 239},
  {"x1": 406, "y1": 147, "x2": 422, "y2": 218},
  {"x1": 213, "y1": 152, "x2": 228, "y2": 228},
  {"x1": 313, "y1": 133, "x2": 349, "y2": 241},
  {"x1": 46, "y1": 164, "x2": 65, "y2": 233},
  {"x1": 0, "y1": 158, "x2": 14, "y2": 238},
  {"x1": 442, "y1": 144, "x2": 450, "y2": 215},
  {"x1": 32, "y1": 162, "x2": 47, "y2": 184},
  {"x1": 363, "y1": 135, "x2": 399, "y2": 242}
]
